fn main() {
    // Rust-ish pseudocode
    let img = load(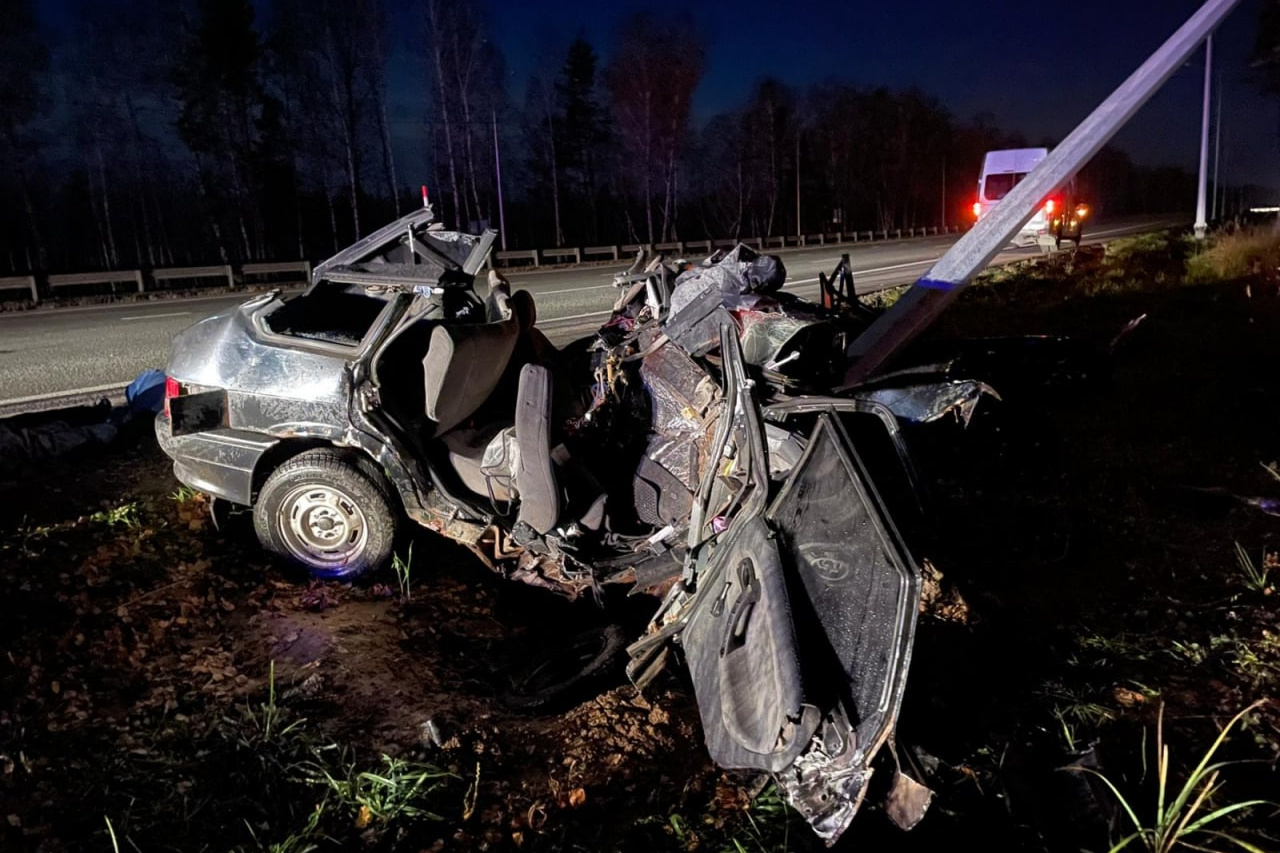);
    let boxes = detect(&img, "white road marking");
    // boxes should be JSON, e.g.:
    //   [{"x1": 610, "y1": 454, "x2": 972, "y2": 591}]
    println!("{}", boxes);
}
[
  {"x1": 536, "y1": 283, "x2": 615, "y2": 297},
  {"x1": 1085, "y1": 222, "x2": 1178, "y2": 238},
  {"x1": 856, "y1": 258, "x2": 941, "y2": 275},
  {"x1": 544, "y1": 309, "x2": 613, "y2": 324},
  {"x1": 0, "y1": 291, "x2": 289, "y2": 322},
  {"x1": 121, "y1": 312, "x2": 191, "y2": 322},
  {"x1": 1, "y1": 382, "x2": 129, "y2": 406}
]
